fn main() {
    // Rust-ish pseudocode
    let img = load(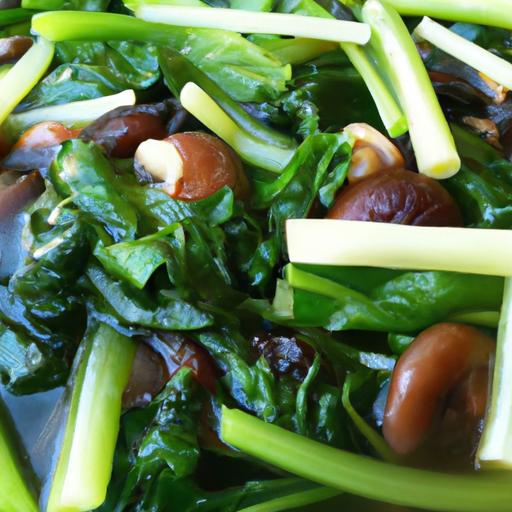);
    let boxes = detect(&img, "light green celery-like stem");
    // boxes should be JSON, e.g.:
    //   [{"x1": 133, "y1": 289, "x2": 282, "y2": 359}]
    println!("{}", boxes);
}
[
  {"x1": 21, "y1": 0, "x2": 64, "y2": 8},
  {"x1": 361, "y1": 0, "x2": 460, "y2": 179},
  {"x1": 4, "y1": 90, "x2": 136, "y2": 139},
  {"x1": 477, "y1": 278, "x2": 512, "y2": 469},
  {"x1": 47, "y1": 323, "x2": 136, "y2": 512},
  {"x1": 221, "y1": 406, "x2": 512, "y2": 511},
  {"x1": 0, "y1": 37, "x2": 54, "y2": 126},
  {"x1": 386, "y1": 0, "x2": 512, "y2": 30},
  {"x1": 257, "y1": 38, "x2": 338, "y2": 65},
  {"x1": 414, "y1": 17, "x2": 512, "y2": 90},
  {"x1": 180, "y1": 82, "x2": 294, "y2": 172},
  {"x1": 135, "y1": 5, "x2": 371, "y2": 44},
  {"x1": 447, "y1": 311, "x2": 500, "y2": 328},
  {"x1": 237, "y1": 487, "x2": 341, "y2": 512},
  {"x1": 0, "y1": 405, "x2": 38, "y2": 512},
  {"x1": 31, "y1": 9, "x2": 221, "y2": 43},
  {"x1": 340, "y1": 42, "x2": 407, "y2": 138},
  {"x1": 0, "y1": 8, "x2": 37, "y2": 27}
]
